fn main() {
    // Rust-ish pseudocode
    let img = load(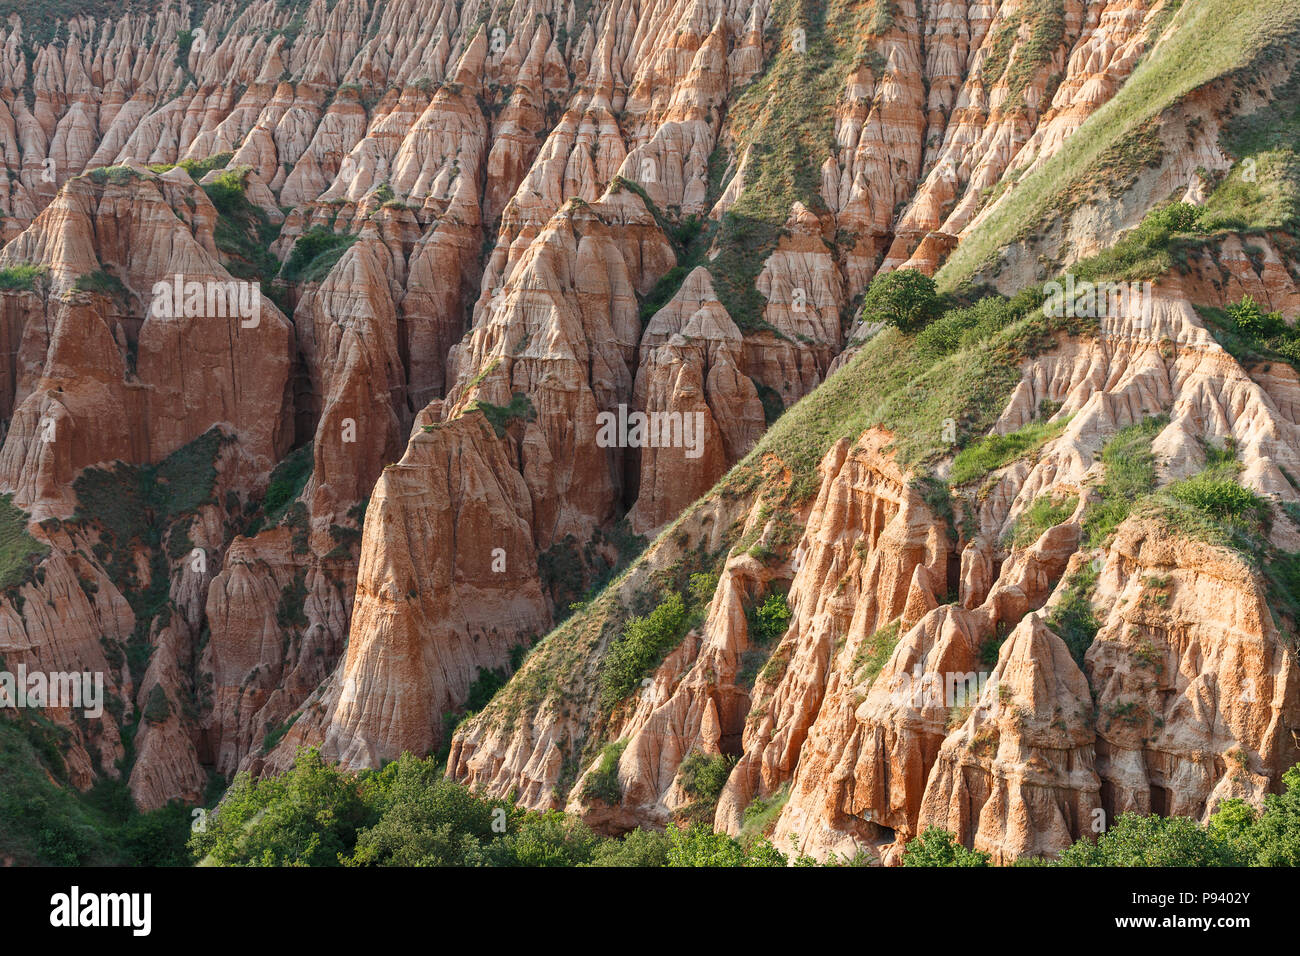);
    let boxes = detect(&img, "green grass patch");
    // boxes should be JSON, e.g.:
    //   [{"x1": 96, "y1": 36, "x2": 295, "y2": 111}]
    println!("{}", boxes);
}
[
  {"x1": 1007, "y1": 494, "x2": 1078, "y2": 547},
  {"x1": 280, "y1": 227, "x2": 359, "y2": 284},
  {"x1": 1044, "y1": 563, "x2": 1101, "y2": 667},
  {"x1": 579, "y1": 740, "x2": 627, "y2": 804},
  {"x1": 852, "y1": 619, "x2": 901, "y2": 683},
  {"x1": 148, "y1": 152, "x2": 234, "y2": 182},
  {"x1": 0, "y1": 263, "x2": 46, "y2": 291},
  {"x1": 260, "y1": 443, "x2": 314, "y2": 529},
  {"x1": 721, "y1": 285, "x2": 1089, "y2": 505},
  {"x1": 73, "y1": 428, "x2": 226, "y2": 684},
  {"x1": 472, "y1": 393, "x2": 536, "y2": 438},
  {"x1": 949, "y1": 415, "x2": 1071, "y2": 486},
  {"x1": 1081, "y1": 415, "x2": 1167, "y2": 547},
  {"x1": 0, "y1": 494, "x2": 48, "y2": 592}
]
